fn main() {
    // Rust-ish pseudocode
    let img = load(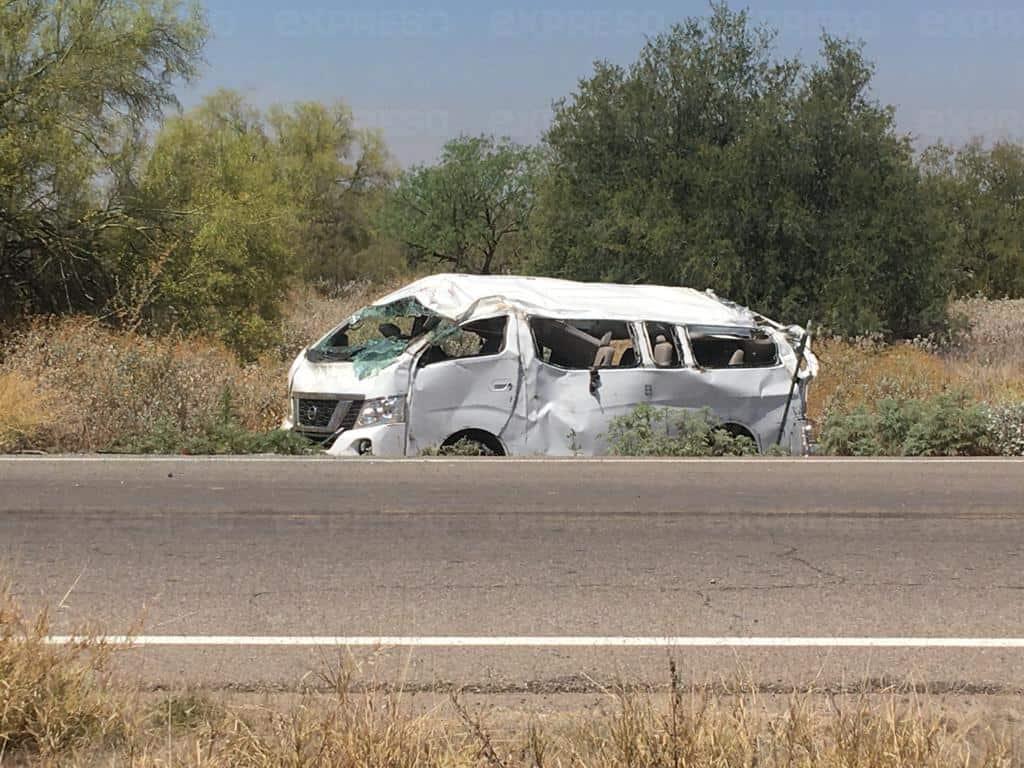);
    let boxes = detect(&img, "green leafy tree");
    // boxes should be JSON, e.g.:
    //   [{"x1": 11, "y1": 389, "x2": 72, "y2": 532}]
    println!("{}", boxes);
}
[
  {"x1": 126, "y1": 91, "x2": 294, "y2": 357},
  {"x1": 533, "y1": 4, "x2": 946, "y2": 336},
  {"x1": 922, "y1": 140, "x2": 1024, "y2": 299},
  {"x1": 0, "y1": 0, "x2": 206, "y2": 321},
  {"x1": 267, "y1": 101, "x2": 397, "y2": 286},
  {"x1": 120, "y1": 92, "x2": 397, "y2": 357},
  {"x1": 382, "y1": 135, "x2": 543, "y2": 274}
]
